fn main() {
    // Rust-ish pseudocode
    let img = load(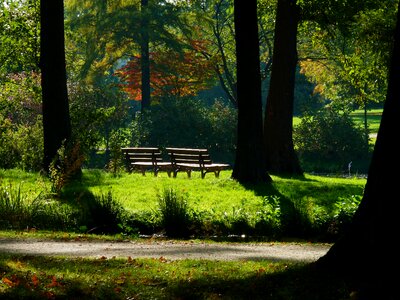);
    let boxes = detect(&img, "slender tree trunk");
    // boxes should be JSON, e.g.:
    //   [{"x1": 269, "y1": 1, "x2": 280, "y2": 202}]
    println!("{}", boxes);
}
[
  {"x1": 316, "y1": 3, "x2": 400, "y2": 297},
  {"x1": 263, "y1": 0, "x2": 303, "y2": 175},
  {"x1": 141, "y1": 0, "x2": 151, "y2": 111},
  {"x1": 40, "y1": 0, "x2": 71, "y2": 171},
  {"x1": 231, "y1": 0, "x2": 271, "y2": 184}
]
